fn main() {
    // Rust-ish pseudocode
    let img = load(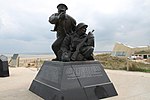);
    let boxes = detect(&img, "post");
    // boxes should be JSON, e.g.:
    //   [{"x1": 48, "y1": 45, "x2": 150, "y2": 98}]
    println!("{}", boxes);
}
[{"x1": 126, "y1": 58, "x2": 129, "y2": 71}]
